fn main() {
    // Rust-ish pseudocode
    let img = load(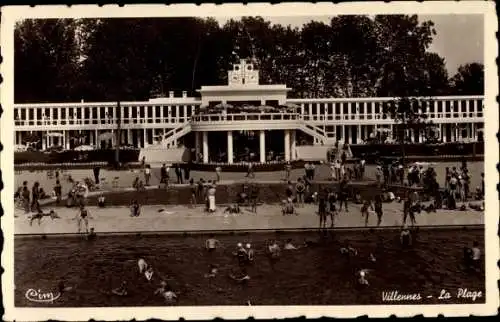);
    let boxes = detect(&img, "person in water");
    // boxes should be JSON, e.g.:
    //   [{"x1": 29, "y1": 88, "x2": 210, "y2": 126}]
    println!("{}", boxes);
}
[
  {"x1": 155, "y1": 281, "x2": 178, "y2": 304},
  {"x1": 246, "y1": 243, "x2": 255, "y2": 263},
  {"x1": 284, "y1": 239, "x2": 300, "y2": 250},
  {"x1": 400, "y1": 225, "x2": 412, "y2": 247},
  {"x1": 204, "y1": 264, "x2": 219, "y2": 278},
  {"x1": 234, "y1": 243, "x2": 248, "y2": 266},
  {"x1": 144, "y1": 266, "x2": 154, "y2": 281},
  {"x1": 111, "y1": 281, "x2": 128, "y2": 296},
  {"x1": 357, "y1": 269, "x2": 371, "y2": 287},
  {"x1": 229, "y1": 268, "x2": 250, "y2": 284},
  {"x1": 205, "y1": 234, "x2": 221, "y2": 252},
  {"x1": 87, "y1": 227, "x2": 97, "y2": 240},
  {"x1": 267, "y1": 240, "x2": 281, "y2": 258}
]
